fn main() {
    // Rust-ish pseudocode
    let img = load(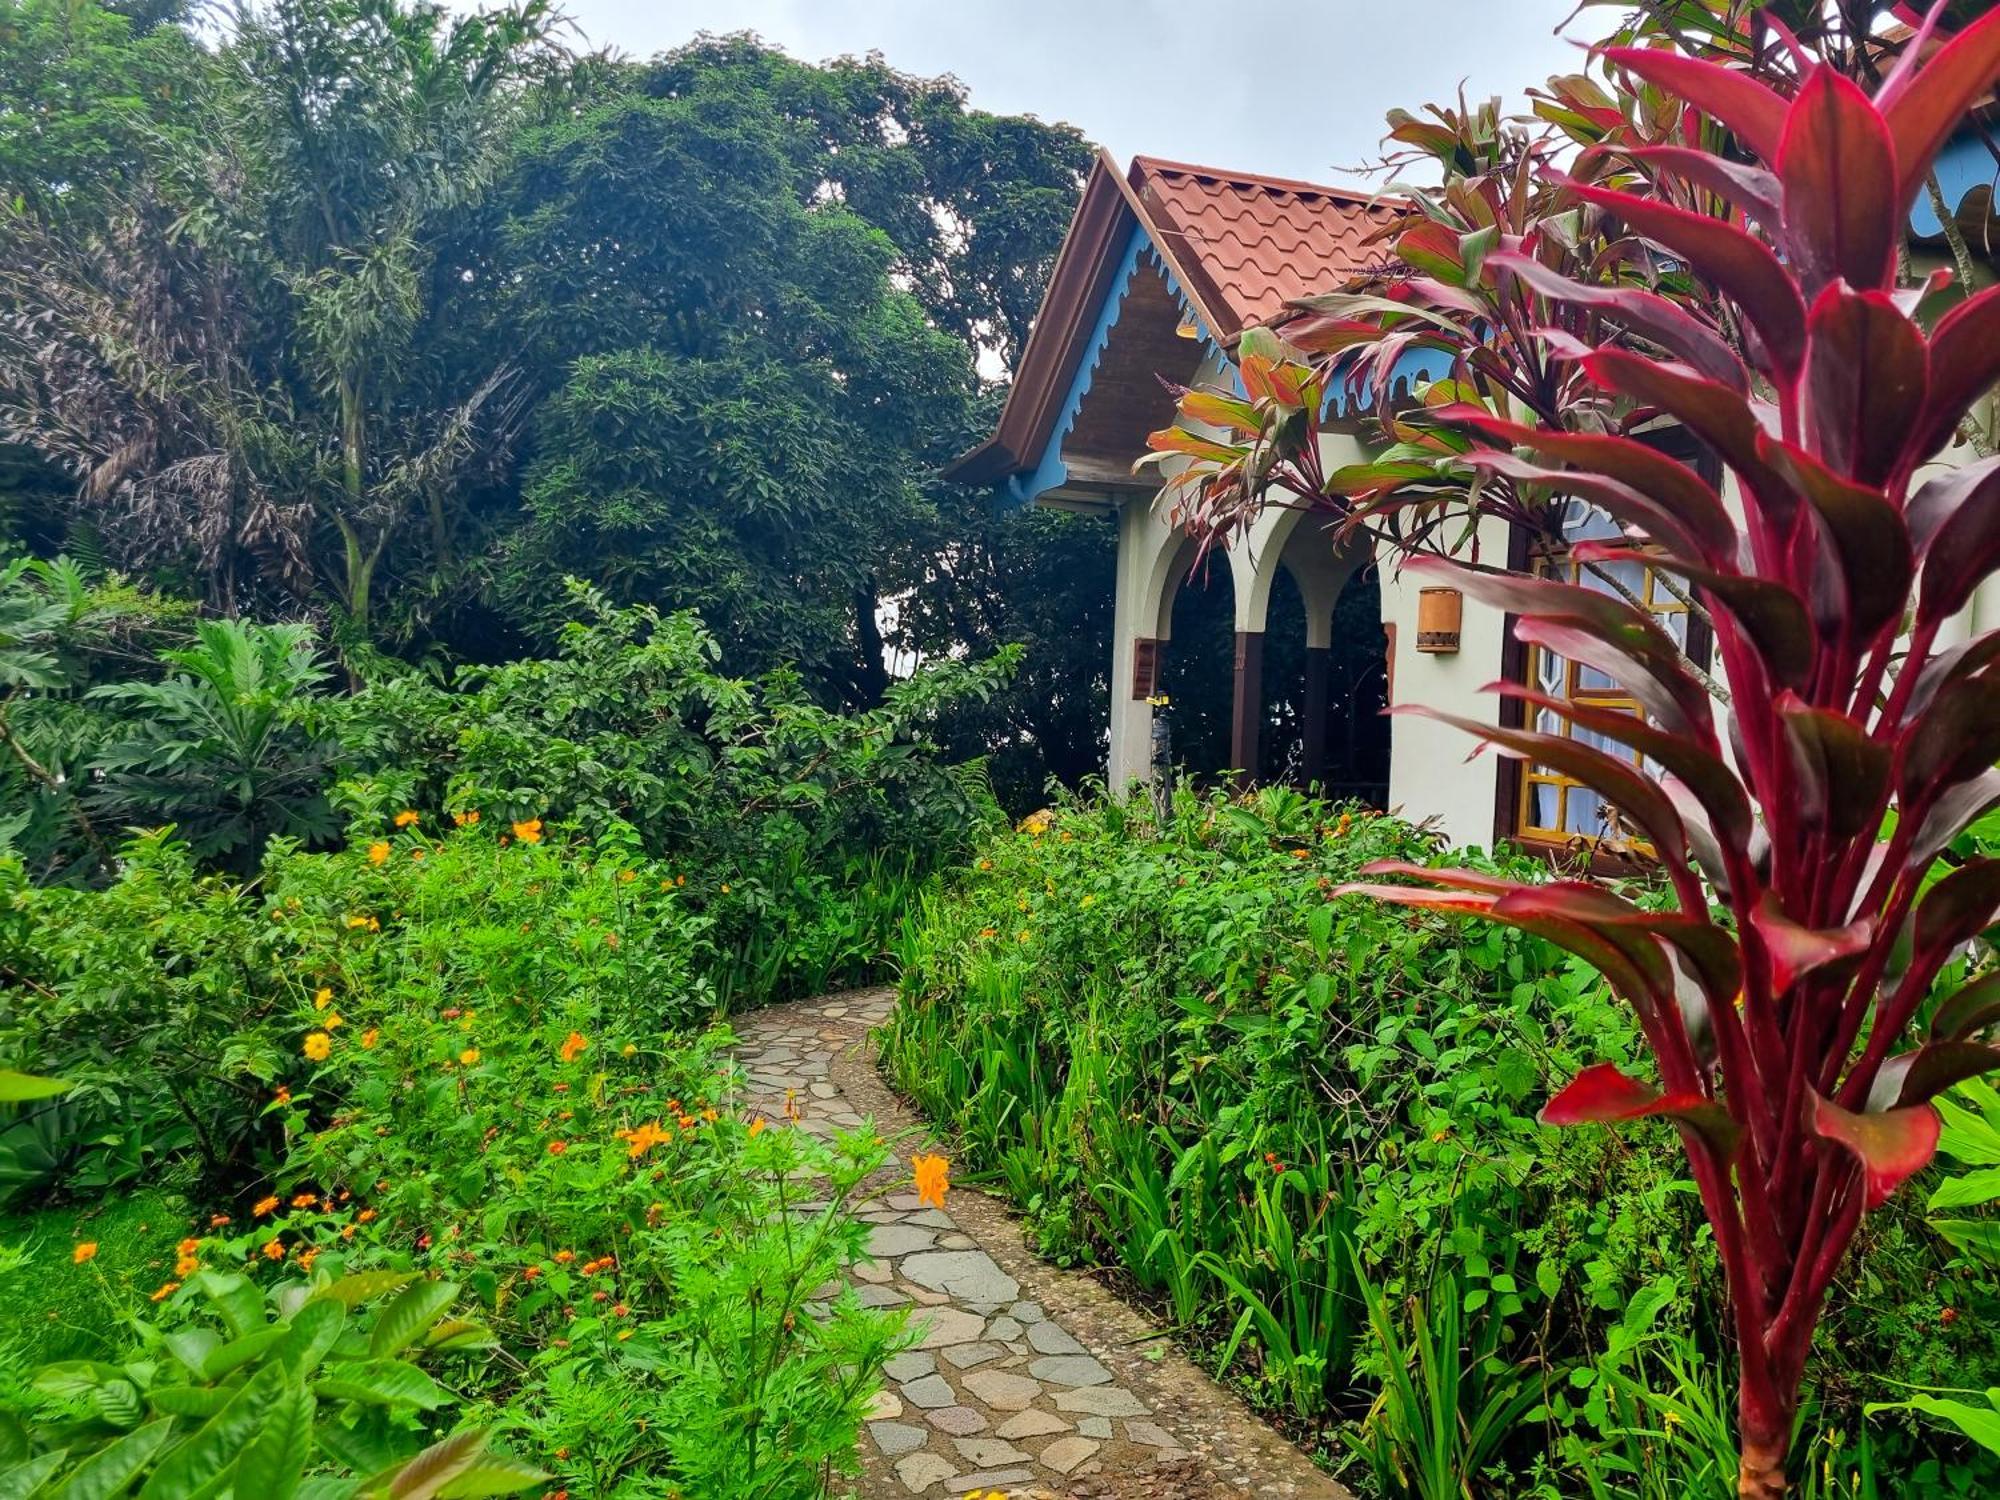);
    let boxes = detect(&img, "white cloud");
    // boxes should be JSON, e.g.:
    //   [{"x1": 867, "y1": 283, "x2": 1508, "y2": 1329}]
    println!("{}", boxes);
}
[{"x1": 483, "y1": 0, "x2": 1591, "y2": 186}]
